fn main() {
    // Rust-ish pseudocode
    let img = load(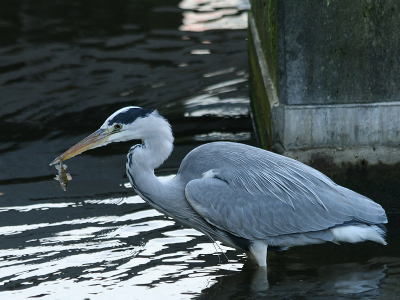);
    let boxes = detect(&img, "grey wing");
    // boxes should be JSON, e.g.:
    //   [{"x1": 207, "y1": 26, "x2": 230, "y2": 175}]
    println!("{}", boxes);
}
[{"x1": 183, "y1": 148, "x2": 387, "y2": 241}]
